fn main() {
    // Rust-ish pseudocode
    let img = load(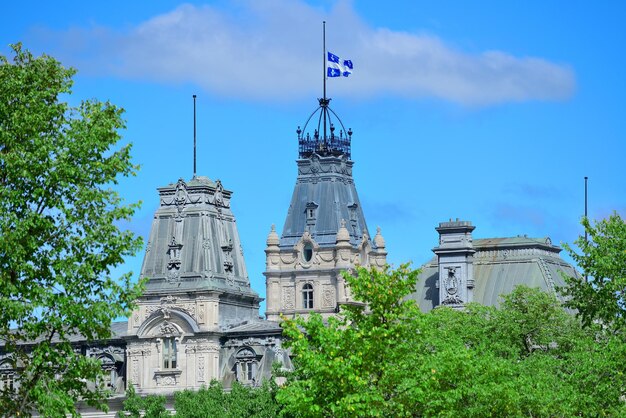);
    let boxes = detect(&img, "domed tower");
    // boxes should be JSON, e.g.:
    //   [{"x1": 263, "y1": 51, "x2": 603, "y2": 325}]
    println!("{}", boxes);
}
[
  {"x1": 264, "y1": 98, "x2": 387, "y2": 321},
  {"x1": 124, "y1": 176, "x2": 276, "y2": 394}
]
